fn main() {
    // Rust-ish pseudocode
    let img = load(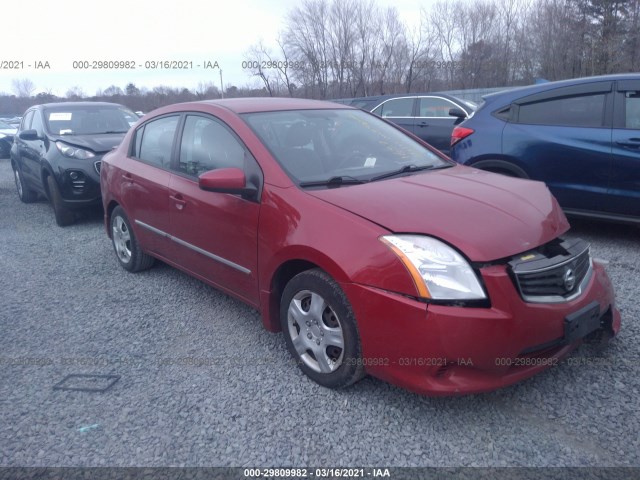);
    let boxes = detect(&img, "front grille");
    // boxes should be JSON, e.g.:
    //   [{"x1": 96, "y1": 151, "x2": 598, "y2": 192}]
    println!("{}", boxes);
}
[
  {"x1": 94, "y1": 161, "x2": 102, "y2": 174},
  {"x1": 510, "y1": 238, "x2": 592, "y2": 303}
]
